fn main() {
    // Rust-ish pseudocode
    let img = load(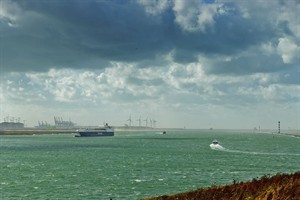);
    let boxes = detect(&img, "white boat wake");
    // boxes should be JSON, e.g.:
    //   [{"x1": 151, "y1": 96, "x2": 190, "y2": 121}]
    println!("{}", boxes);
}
[
  {"x1": 209, "y1": 143, "x2": 225, "y2": 150},
  {"x1": 209, "y1": 141, "x2": 300, "y2": 156},
  {"x1": 209, "y1": 139, "x2": 225, "y2": 150}
]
